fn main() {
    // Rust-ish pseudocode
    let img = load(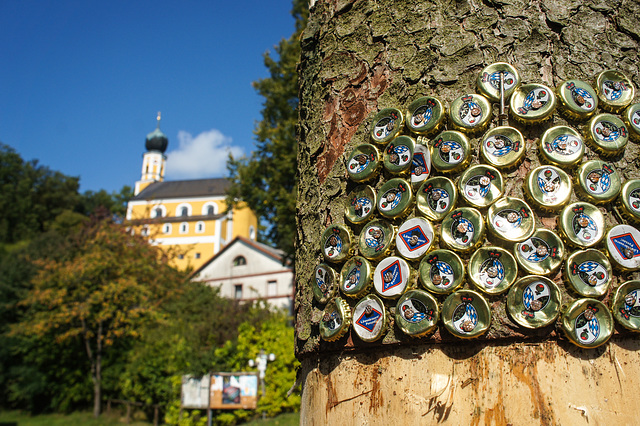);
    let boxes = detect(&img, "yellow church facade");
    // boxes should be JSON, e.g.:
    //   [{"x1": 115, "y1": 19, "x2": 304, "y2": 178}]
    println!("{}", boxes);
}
[{"x1": 126, "y1": 116, "x2": 258, "y2": 271}]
